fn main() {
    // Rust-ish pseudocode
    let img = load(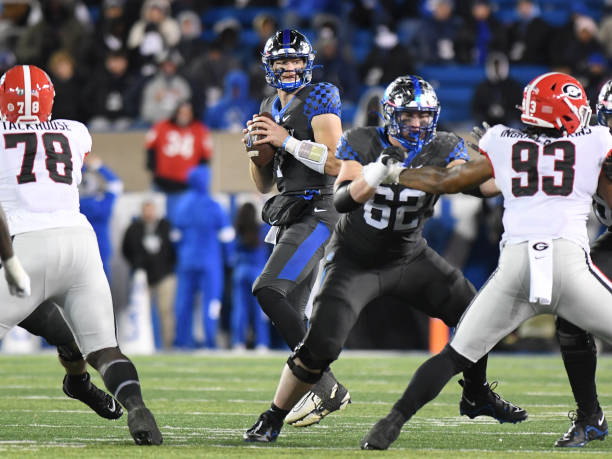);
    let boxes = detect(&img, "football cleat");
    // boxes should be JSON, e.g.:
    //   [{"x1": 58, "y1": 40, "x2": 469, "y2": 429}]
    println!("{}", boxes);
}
[
  {"x1": 62, "y1": 373, "x2": 123, "y2": 420},
  {"x1": 285, "y1": 382, "x2": 351, "y2": 427},
  {"x1": 555, "y1": 409, "x2": 608, "y2": 447},
  {"x1": 458, "y1": 379, "x2": 527, "y2": 424},
  {"x1": 243, "y1": 410, "x2": 283, "y2": 442},
  {"x1": 127, "y1": 407, "x2": 163, "y2": 445},
  {"x1": 361, "y1": 409, "x2": 405, "y2": 450}
]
